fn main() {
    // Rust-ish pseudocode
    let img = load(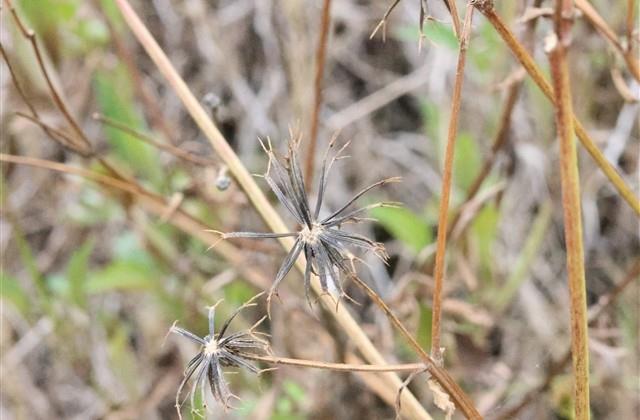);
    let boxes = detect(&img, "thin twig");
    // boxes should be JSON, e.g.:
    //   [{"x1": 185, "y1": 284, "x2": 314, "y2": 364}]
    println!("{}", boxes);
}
[
  {"x1": 442, "y1": 0, "x2": 462, "y2": 40},
  {"x1": 243, "y1": 354, "x2": 425, "y2": 373},
  {"x1": 430, "y1": 2, "x2": 475, "y2": 362},
  {"x1": 92, "y1": 113, "x2": 215, "y2": 167},
  {"x1": 547, "y1": 1, "x2": 590, "y2": 417},
  {"x1": 305, "y1": 0, "x2": 332, "y2": 190},
  {"x1": 350, "y1": 275, "x2": 482, "y2": 419},
  {"x1": 475, "y1": 2, "x2": 640, "y2": 216},
  {"x1": 4, "y1": 0, "x2": 92, "y2": 156},
  {"x1": 0, "y1": 153, "x2": 272, "y2": 291},
  {"x1": 575, "y1": 0, "x2": 640, "y2": 82},
  {"x1": 112, "y1": 2, "x2": 436, "y2": 419}
]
